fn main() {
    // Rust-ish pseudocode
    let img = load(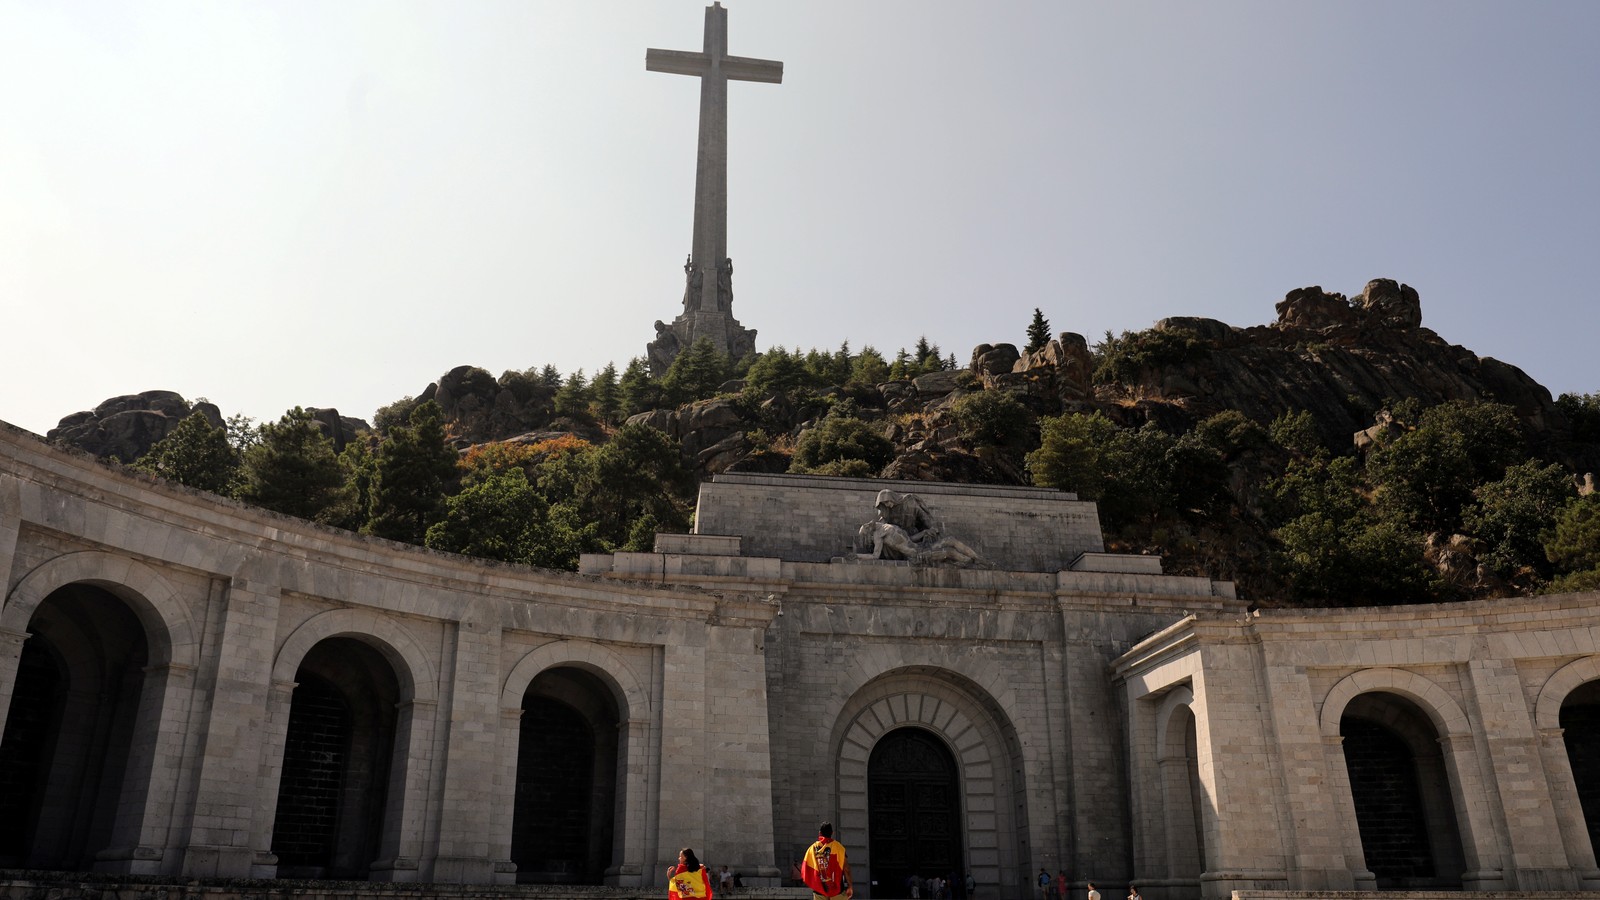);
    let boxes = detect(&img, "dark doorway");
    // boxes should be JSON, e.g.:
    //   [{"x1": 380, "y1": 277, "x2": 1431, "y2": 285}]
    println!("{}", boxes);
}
[
  {"x1": 270, "y1": 637, "x2": 401, "y2": 879},
  {"x1": 869, "y1": 727, "x2": 963, "y2": 899},
  {"x1": 511, "y1": 667, "x2": 619, "y2": 884},
  {"x1": 0, "y1": 585, "x2": 148, "y2": 870},
  {"x1": 1341, "y1": 693, "x2": 1464, "y2": 890},
  {"x1": 1561, "y1": 680, "x2": 1600, "y2": 857}
]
